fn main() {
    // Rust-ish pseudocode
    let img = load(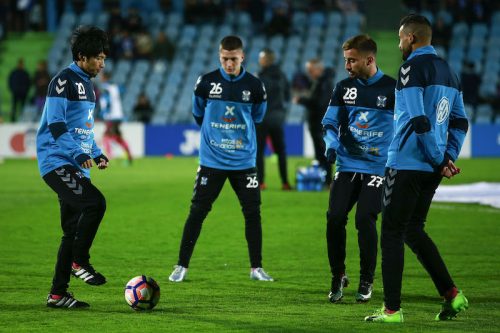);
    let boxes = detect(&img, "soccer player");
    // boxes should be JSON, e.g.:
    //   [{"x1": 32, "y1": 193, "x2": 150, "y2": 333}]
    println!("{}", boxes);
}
[
  {"x1": 322, "y1": 35, "x2": 396, "y2": 303},
  {"x1": 168, "y1": 35, "x2": 273, "y2": 282},
  {"x1": 37, "y1": 26, "x2": 110, "y2": 309},
  {"x1": 98, "y1": 71, "x2": 133, "y2": 164},
  {"x1": 256, "y1": 48, "x2": 292, "y2": 191},
  {"x1": 364, "y1": 14, "x2": 469, "y2": 323}
]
